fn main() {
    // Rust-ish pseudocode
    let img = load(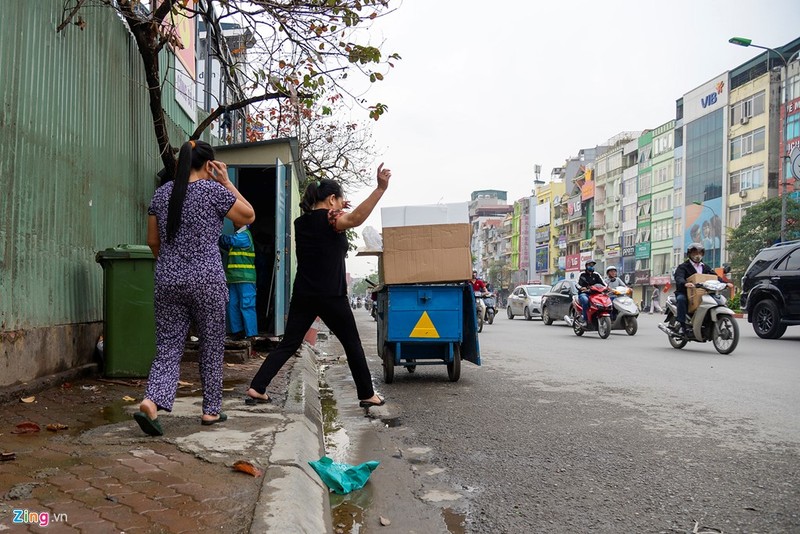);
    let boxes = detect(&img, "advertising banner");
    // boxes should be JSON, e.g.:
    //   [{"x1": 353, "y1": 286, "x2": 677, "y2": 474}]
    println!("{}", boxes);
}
[
  {"x1": 579, "y1": 251, "x2": 593, "y2": 268},
  {"x1": 684, "y1": 197, "x2": 722, "y2": 268},
  {"x1": 635, "y1": 242, "x2": 651, "y2": 259},
  {"x1": 535, "y1": 246, "x2": 549, "y2": 273},
  {"x1": 622, "y1": 245, "x2": 636, "y2": 257},
  {"x1": 535, "y1": 203, "x2": 551, "y2": 228},
  {"x1": 535, "y1": 227, "x2": 550, "y2": 243},
  {"x1": 605, "y1": 244, "x2": 621, "y2": 258},
  {"x1": 683, "y1": 73, "x2": 729, "y2": 123}
]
